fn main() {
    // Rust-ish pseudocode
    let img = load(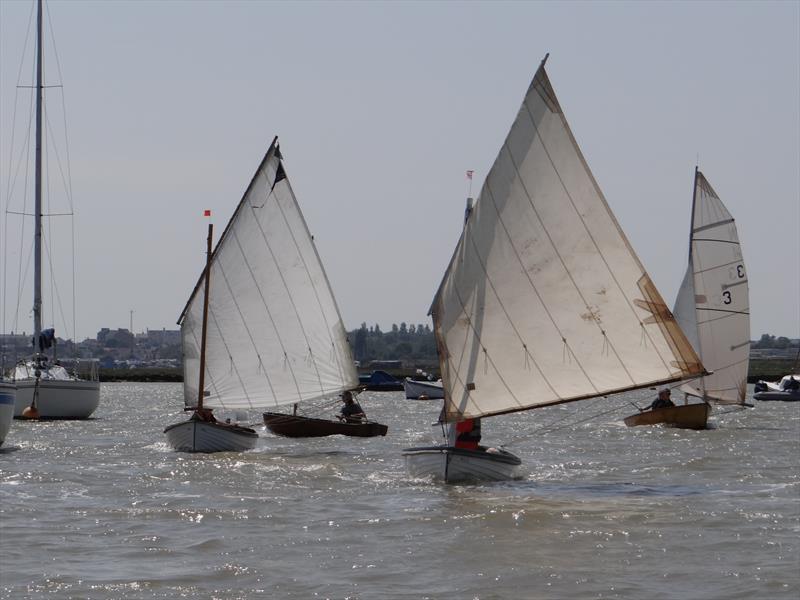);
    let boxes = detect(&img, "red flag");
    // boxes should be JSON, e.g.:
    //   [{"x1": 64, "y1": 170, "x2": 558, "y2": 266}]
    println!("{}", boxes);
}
[
  {"x1": 466, "y1": 170, "x2": 474, "y2": 180},
  {"x1": 203, "y1": 209, "x2": 211, "y2": 217}
]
